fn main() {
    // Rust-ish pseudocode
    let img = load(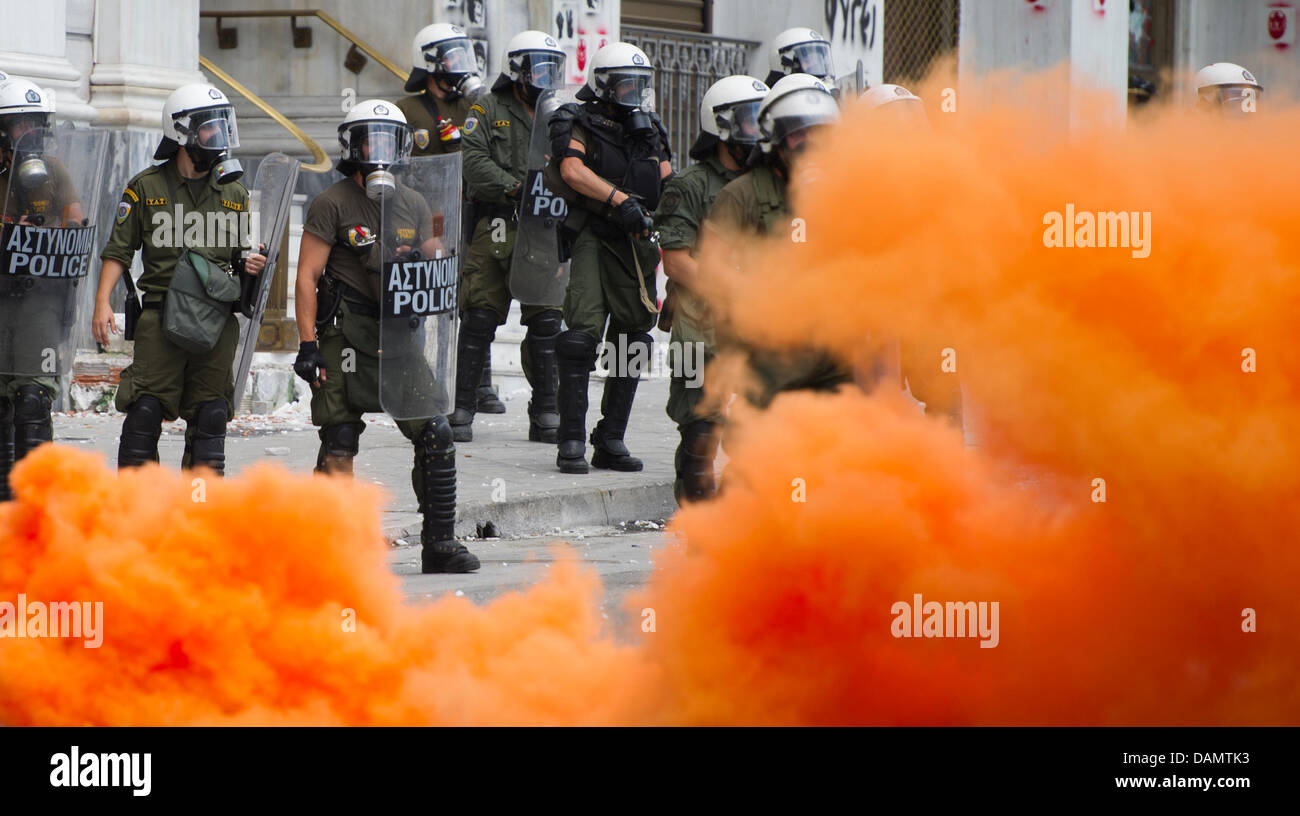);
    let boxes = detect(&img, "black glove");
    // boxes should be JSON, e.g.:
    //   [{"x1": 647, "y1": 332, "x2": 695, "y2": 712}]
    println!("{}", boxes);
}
[
  {"x1": 612, "y1": 197, "x2": 652, "y2": 237},
  {"x1": 294, "y1": 340, "x2": 327, "y2": 386}
]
